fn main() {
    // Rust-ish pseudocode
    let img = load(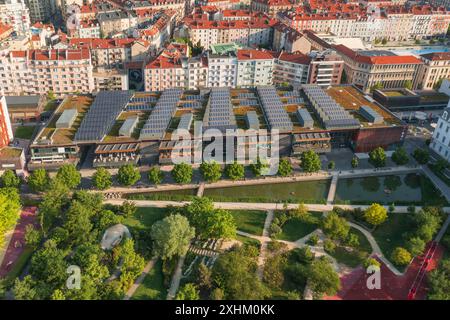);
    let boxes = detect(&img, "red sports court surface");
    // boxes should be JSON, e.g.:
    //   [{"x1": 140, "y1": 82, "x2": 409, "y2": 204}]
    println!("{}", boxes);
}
[
  {"x1": 325, "y1": 243, "x2": 445, "y2": 300},
  {"x1": 0, "y1": 207, "x2": 38, "y2": 278}
]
